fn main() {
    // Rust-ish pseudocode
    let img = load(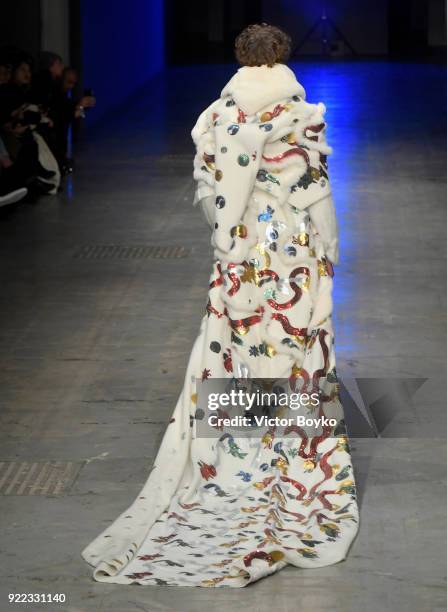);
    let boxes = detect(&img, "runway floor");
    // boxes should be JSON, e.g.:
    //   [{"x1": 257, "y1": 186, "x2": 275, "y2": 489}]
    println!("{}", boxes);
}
[{"x1": 0, "y1": 60, "x2": 447, "y2": 611}]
